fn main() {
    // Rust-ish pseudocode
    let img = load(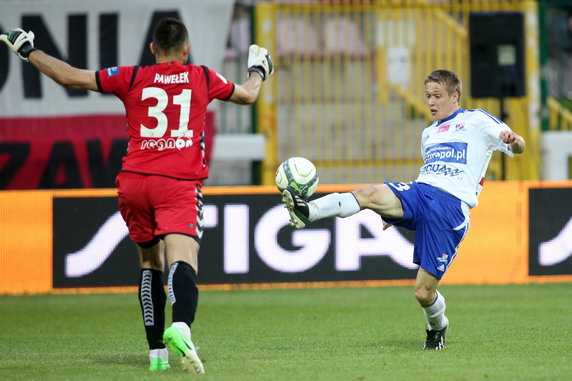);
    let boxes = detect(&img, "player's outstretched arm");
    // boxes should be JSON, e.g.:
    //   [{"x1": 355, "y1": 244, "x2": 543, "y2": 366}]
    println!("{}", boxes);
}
[
  {"x1": 29, "y1": 50, "x2": 98, "y2": 91},
  {"x1": 1, "y1": 28, "x2": 98, "y2": 91},
  {"x1": 500, "y1": 130, "x2": 526, "y2": 154},
  {"x1": 228, "y1": 44, "x2": 274, "y2": 105},
  {"x1": 229, "y1": 72, "x2": 263, "y2": 105}
]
